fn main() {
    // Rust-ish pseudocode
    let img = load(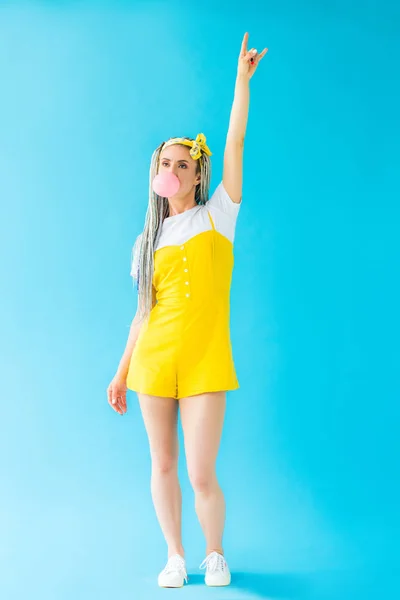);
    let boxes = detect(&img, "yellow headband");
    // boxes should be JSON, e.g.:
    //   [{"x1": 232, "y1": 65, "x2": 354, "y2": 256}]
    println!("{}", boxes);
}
[{"x1": 163, "y1": 133, "x2": 212, "y2": 161}]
